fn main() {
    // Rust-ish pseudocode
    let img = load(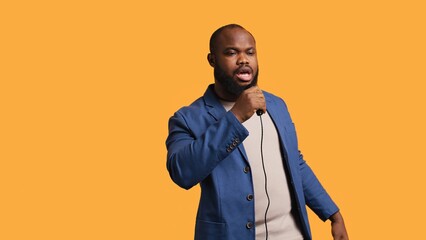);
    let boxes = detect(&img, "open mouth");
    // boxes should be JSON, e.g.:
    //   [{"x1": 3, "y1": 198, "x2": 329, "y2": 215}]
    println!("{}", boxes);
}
[{"x1": 235, "y1": 67, "x2": 253, "y2": 81}]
